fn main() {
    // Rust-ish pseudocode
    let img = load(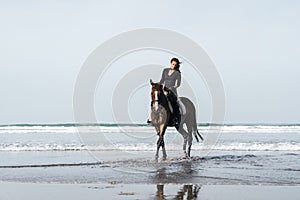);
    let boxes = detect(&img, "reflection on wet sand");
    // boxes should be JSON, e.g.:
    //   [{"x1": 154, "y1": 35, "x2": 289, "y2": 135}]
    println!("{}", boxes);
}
[
  {"x1": 153, "y1": 161, "x2": 201, "y2": 199},
  {"x1": 152, "y1": 160, "x2": 198, "y2": 183},
  {"x1": 155, "y1": 184, "x2": 201, "y2": 200},
  {"x1": 156, "y1": 184, "x2": 165, "y2": 199}
]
